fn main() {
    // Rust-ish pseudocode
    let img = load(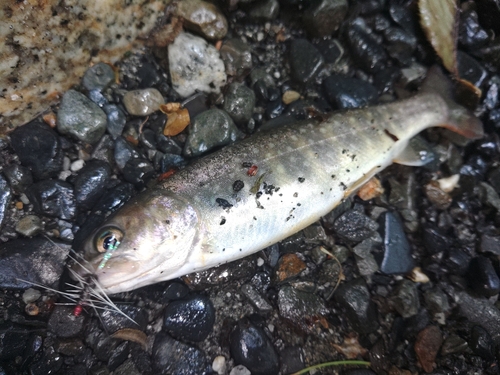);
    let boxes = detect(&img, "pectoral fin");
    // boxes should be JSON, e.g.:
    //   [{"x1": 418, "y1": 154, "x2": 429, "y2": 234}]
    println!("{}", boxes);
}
[{"x1": 393, "y1": 136, "x2": 435, "y2": 167}]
